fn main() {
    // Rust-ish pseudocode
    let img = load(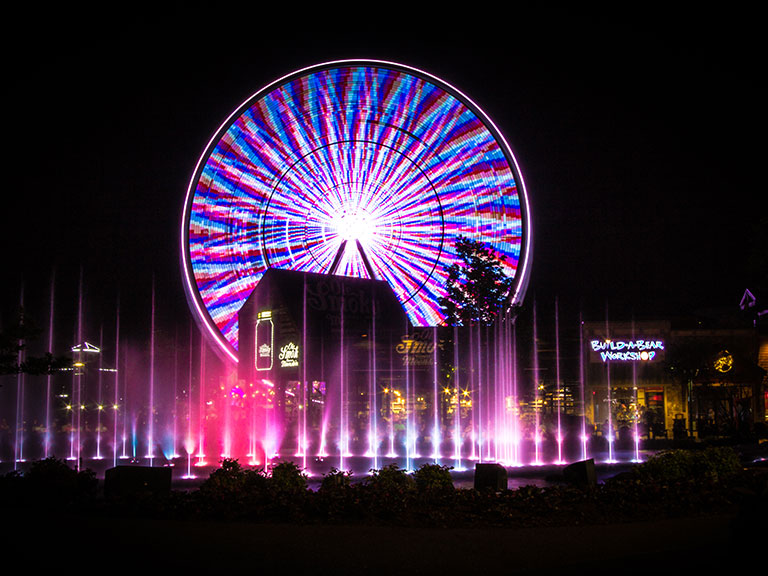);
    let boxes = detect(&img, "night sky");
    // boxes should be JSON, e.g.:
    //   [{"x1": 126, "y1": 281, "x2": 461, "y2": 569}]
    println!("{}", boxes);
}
[{"x1": 4, "y1": 7, "x2": 765, "y2": 358}]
